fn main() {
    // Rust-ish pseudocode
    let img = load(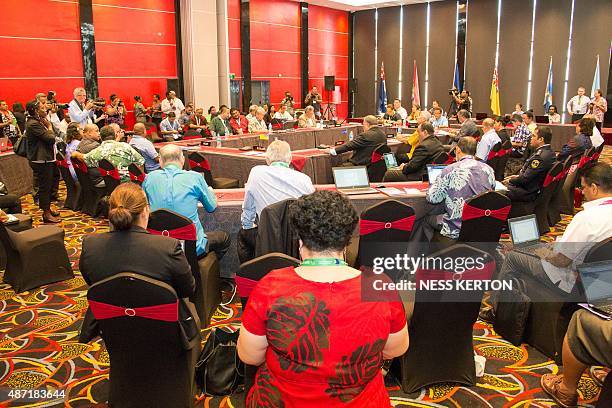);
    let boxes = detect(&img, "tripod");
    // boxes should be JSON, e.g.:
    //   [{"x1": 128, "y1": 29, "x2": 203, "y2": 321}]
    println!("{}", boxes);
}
[{"x1": 322, "y1": 89, "x2": 335, "y2": 121}]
